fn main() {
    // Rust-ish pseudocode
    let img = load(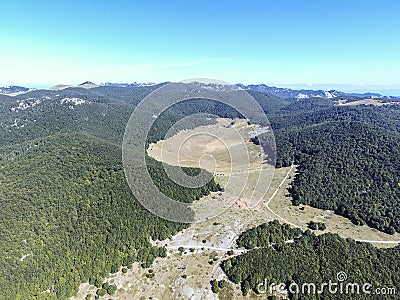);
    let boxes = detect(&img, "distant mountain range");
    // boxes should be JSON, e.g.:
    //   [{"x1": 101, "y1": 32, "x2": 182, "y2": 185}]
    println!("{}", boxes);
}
[
  {"x1": 102, "y1": 82, "x2": 160, "y2": 87},
  {"x1": 49, "y1": 81, "x2": 100, "y2": 90},
  {"x1": 236, "y1": 83, "x2": 344, "y2": 99},
  {"x1": 0, "y1": 85, "x2": 32, "y2": 96},
  {"x1": 235, "y1": 83, "x2": 391, "y2": 100},
  {"x1": 0, "y1": 81, "x2": 398, "y2": 100}
]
